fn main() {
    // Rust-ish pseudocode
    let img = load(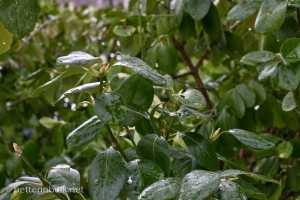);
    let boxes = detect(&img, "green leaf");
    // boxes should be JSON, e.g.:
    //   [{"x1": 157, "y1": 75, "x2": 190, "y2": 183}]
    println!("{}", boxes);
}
[
  {"x1": 39, "y1": 117, "x2": 65, "y2": 129},
  {"x1": 275, "y1": 141, "x2": 293, "y2": 158},
  {"x1": 47, "y1": 164, "x2": 80, "y2": 191},
  {"x1": 123, "y1": 159, "x2": 165, "y2": 197},
  {"x1": 255, "y1": 0, "x2": 287, "y2": 34},
  {"x1": 174, "y1": 0, "x2": 185, "y2": 26},
  {"x1": 0, "y1": 0, "x2": 38, "y2": 39},
  {"x1": 258, "y1": 61, "x2": 279, "y2": 81},
  {"x1": 282, "y1": 91, "x2": 297, "y2": 111},
  {"x1": 56, "y1": 51, "x2": 101, "y2": 66},
  {"x1": 219, "y1": 180, "x2": 247, "y2": 200},
  {"x1": 113, "y1": 25, "x2": 136, "y2": 37},
  {"x1": 176, "y1": 89, "x2": 206, "y2": 110},
  {"x1": 241, "y1": 51, "x2": 276, "y2": 66},
  {"x1": 156, "y1": 43, "x2": 178, "y2": 74},
  {"x1": 138, "y1": 178, "x2": 180, "y2": 200},
  {"x1": 185, "y1": 0, "x2": 211, "y2": 20},
  {"x1": 112, "y1": 57, "x2": 168, "y2": 86},
  {"x1": 201, "y1": 3, "x2": 221, "y2": 39},
  {"x1": 55, "y1": 82, "x2": 100, "y2": 104},
  {"x1": 249, "y1": 81, "x2": 266, "y2": 105},
  {"x1": 0, "y1": 22, "x2": 13, "y2": 55},
  {"x1": 136, "y1": 134, "x2": 170, "y2": 175},
  {"x1": 276, "y1": 64, "x2": 300, "y2": 91},
  {"x1": 170, "y1": 148, "x2": 193, "y2": 179},
  {"x1": 182, "y1": 132, "x2": 218, "y2": 171},
  {"x1": 33, "y1": 67, "x2": 88, "y2": 96},
  {"x1": 227, "y1": 1, "x2": 261, "y2": 20},
  {"x1": 236, "y1": 84, "x2": 256, "y2": 108},
  {"x1": 94, "y1": 93, "x2": 127, "y2": 125},
  {"x1": 89, "y1": 147, "x2": 126, "y2": 200},
  {"x1": 280, "y1": 38, "x2": 300, "y2": 63},
  {"x1": 227, "y1": 129, "x2": 275, "y2": 150},
  {"x1": 236, "y1": 180, "x2": 267, "y2": 200},
  {"x1": 216, "y1": 109, "x2": 238, "y2": 131},
  {"x1": 220, "y1": 169, "x2": 279, "y2": 184},
  {"x1": 289, "y1": 0, "x2": 300, "y2": 8},
  {"x1": 228, "y1": 89, "x2": 245, "y2": 118},
  {"x1": 179, "y1": 170, "x2": 220, "y2": 200},
  {"x1": 66, "y1": 116, "x2": 103, "y2": 147}
]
